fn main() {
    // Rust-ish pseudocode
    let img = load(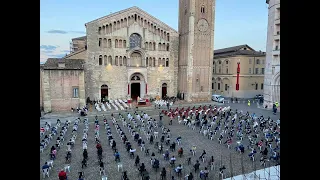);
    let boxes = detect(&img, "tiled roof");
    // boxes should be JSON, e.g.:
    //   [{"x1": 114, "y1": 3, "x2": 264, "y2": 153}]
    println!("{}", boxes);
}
[
  {"x1": 64, "y1": 48, "x2": 86, "y2": 59},
  {"x1": 43, "y1": 58, "x2": 85, "y2": 70},
  {"x1": 214, "y1": 44, "x2": 265, "y2": 58},
  {"x1": 214, "y1": 44, "x2": 255, "y2": 54},
  {"x1": 72, "y1": 36, "x2": 87, "y2": 41}
]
